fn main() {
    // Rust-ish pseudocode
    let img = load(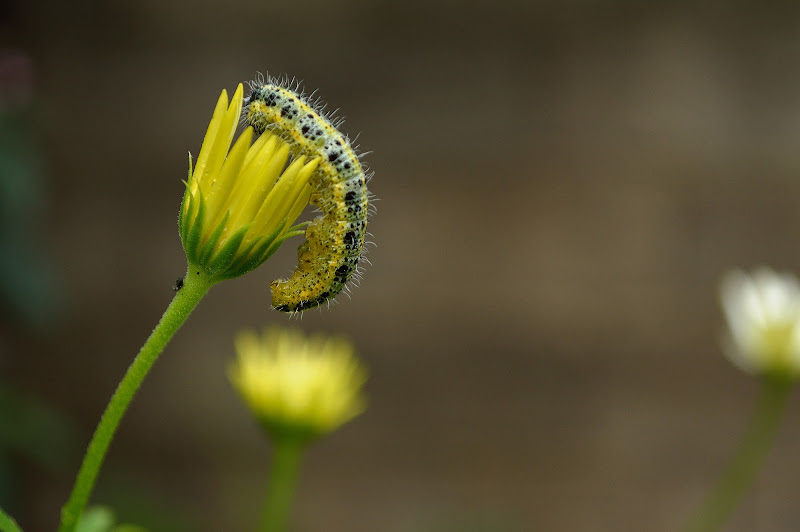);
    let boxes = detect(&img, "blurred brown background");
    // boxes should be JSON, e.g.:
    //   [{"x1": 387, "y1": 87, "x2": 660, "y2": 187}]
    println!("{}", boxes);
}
[{"x1": 3, "y1": 0, "x2": 800, "y2": 530}]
